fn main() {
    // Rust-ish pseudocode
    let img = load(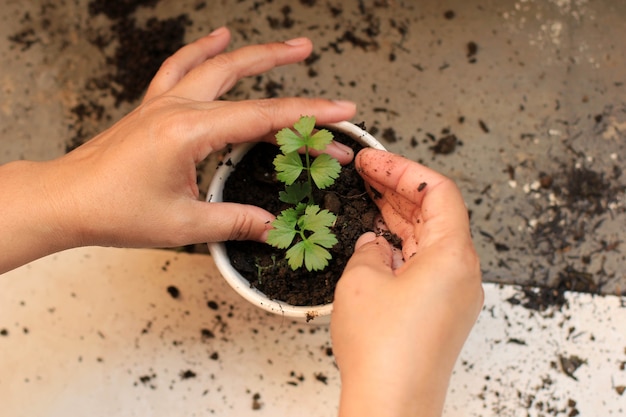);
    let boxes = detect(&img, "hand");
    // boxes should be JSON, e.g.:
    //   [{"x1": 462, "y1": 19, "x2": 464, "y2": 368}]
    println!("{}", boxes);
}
[
  {"x1": 0, "y1": 27, "x2": 356, "y2": 273},
  {"x1": 331, "y1": 149, "x2": 484, "y2": 417}
]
